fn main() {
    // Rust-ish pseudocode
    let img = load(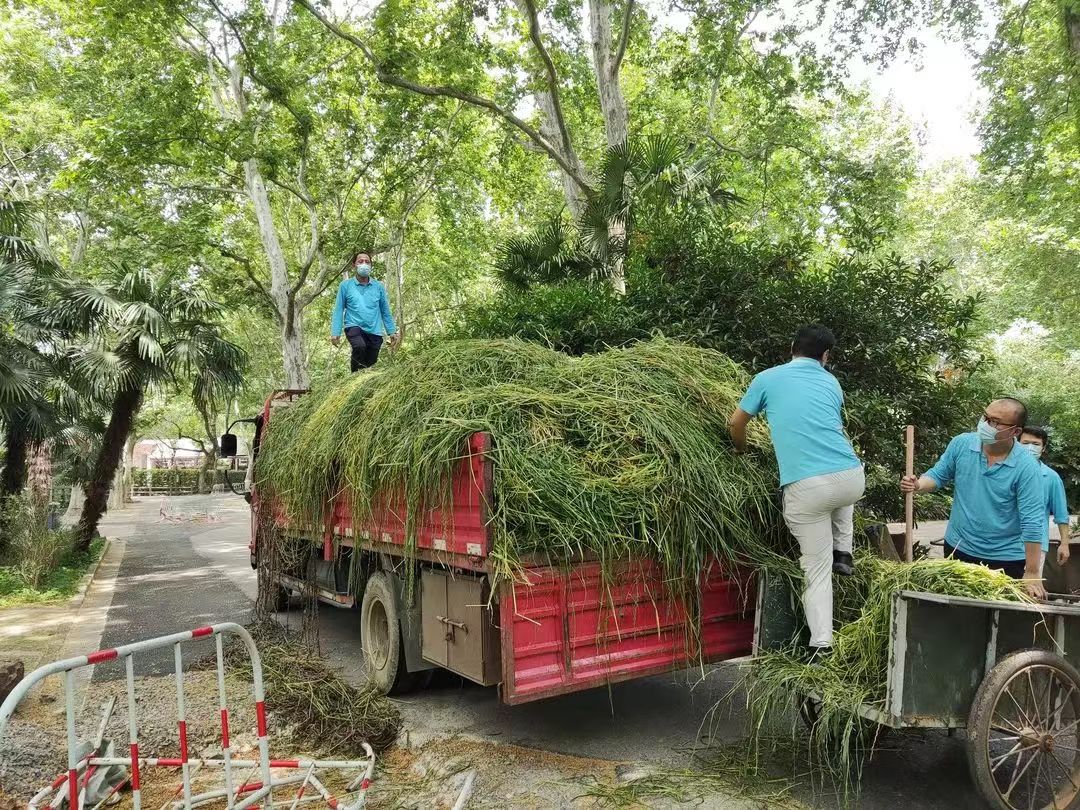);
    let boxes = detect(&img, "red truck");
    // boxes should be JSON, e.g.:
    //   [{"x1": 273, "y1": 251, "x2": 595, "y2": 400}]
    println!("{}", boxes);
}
[{"x1": 223, "y1": 389, "x2": 756, "y2": 704}]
